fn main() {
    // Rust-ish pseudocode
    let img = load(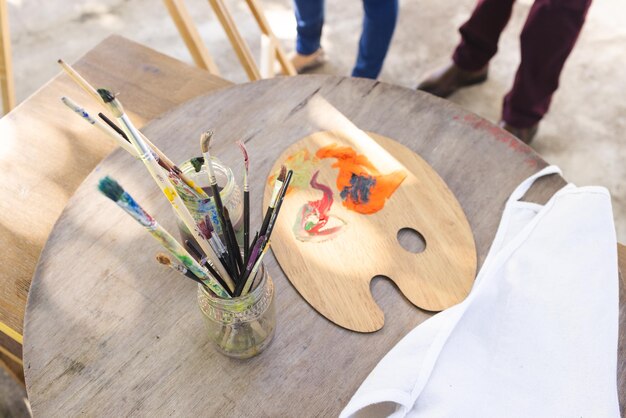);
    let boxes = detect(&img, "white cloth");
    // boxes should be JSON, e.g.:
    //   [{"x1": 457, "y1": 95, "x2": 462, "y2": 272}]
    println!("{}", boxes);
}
[{"x1": 341, "y1": 166, "x2": 620, "y2": 418}]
